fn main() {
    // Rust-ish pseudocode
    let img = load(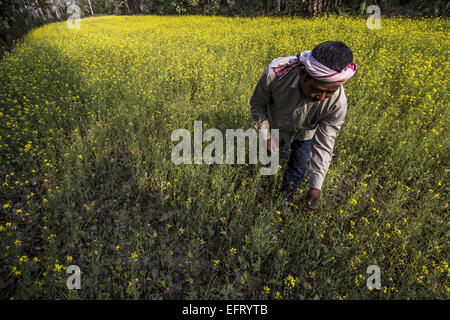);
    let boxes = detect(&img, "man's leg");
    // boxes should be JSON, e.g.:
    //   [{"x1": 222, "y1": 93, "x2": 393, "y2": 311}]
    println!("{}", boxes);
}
[
  {"x1": 280, "y1": 142, "x2": 290, "y2": 160},
  {"x1": 280, "y1": 139, "x2": 313, "y2": 204}
]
